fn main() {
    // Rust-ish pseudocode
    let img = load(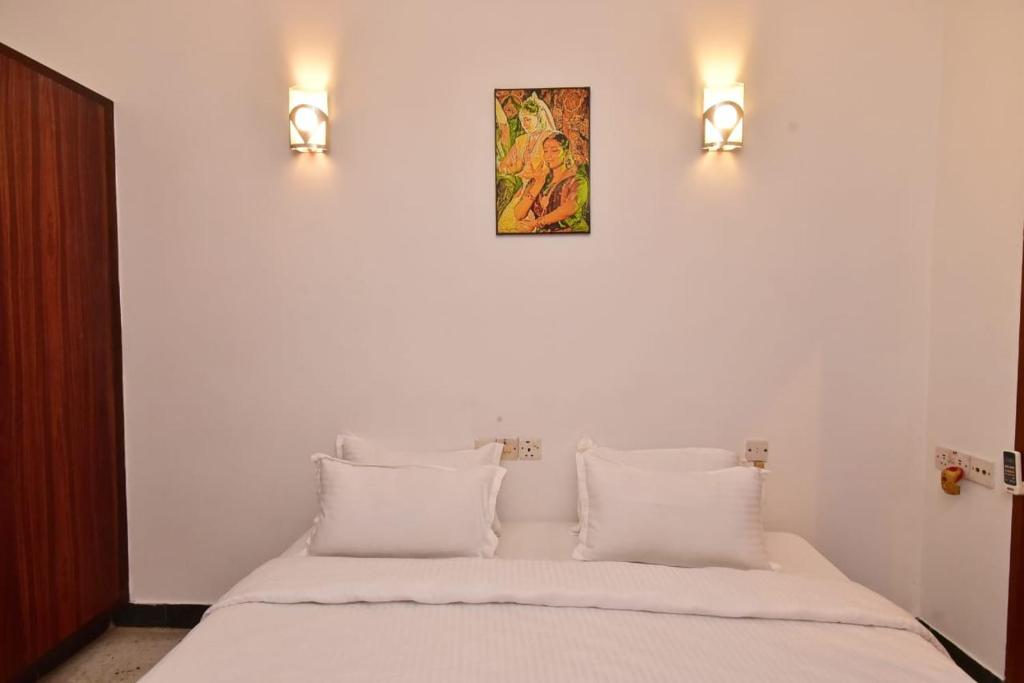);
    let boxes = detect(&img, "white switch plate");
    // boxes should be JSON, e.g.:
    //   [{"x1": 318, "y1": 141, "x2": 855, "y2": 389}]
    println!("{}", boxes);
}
[
  {"x1": 967, "y1": 454, "x2": 996, "y2": 489},
  {"x1": 520, "y1": 438, "x2": 542, "y2": 460},
  {"x1": 745, "y1": 439, "x2": 769, "y2": 463}
]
